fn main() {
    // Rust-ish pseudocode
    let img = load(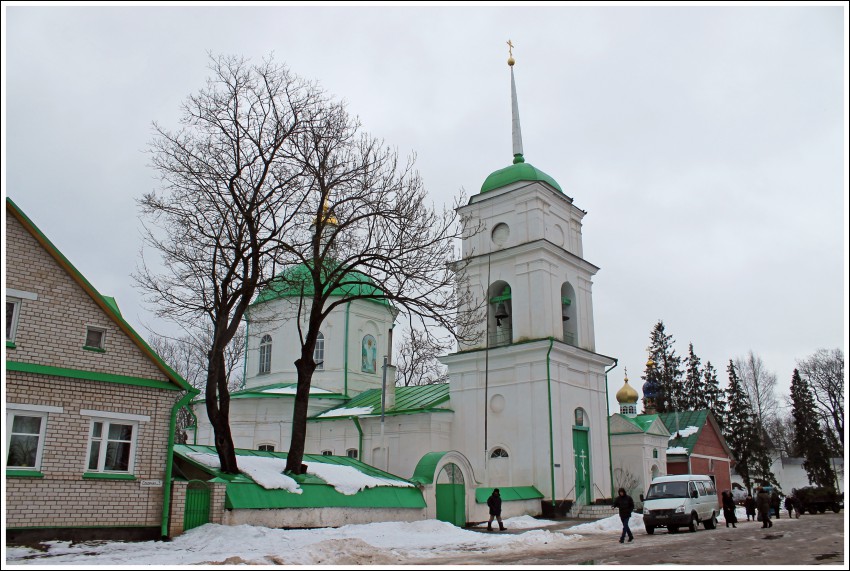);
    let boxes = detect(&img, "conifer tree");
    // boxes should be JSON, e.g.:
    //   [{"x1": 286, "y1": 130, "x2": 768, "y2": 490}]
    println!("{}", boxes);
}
[
  {"x1": 642, "y1": 320, "x2": 683, "y2": 413},
  {"x1": 683, "y1": 343, "x2": 703, "y2": 411},
  {"x1": 702, "y1": 361, "x2": 726, "y2": 433},
  {"x1": 790, "y1": 369, "x2": 837, "y2": 488},
  {"x1": 723, "y1": 360, "x2": 758, "y2": 492}
]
